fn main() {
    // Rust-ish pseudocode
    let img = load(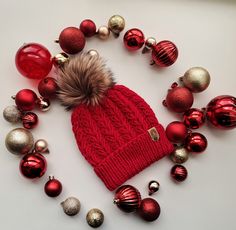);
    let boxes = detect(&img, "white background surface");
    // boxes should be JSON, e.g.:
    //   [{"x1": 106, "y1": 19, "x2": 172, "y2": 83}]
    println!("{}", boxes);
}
[{"x1": 0, "y1": 0, "x2": 236, "y2": 229}]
